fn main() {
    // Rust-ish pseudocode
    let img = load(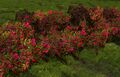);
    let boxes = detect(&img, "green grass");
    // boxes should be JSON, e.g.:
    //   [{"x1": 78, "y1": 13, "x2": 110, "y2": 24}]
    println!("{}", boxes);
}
[
  {"x1": 0, "y1": 0, "x2": 120, "y2": 23},
  {"x1": 80, "y1": 43, "x2": 120, "y2": 77},
  {"x1": 19, "y1": 43, "x2": 120, "y2": 77}
]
